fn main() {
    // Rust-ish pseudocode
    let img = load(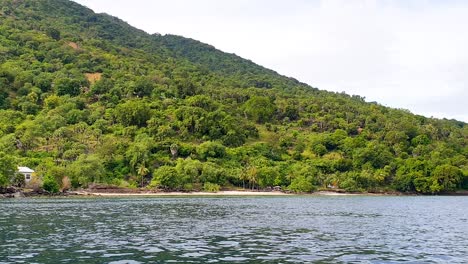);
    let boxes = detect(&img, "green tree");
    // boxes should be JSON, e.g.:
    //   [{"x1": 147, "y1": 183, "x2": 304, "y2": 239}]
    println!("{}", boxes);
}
[
  {"x1": 68, "y1": 155, "x2": 106, "y2": 187},
  {"x1": 431, "y1": 164, "x2": 463, "y2": 192},
  {"x1": 200, "y1": 162, "x2": 225, "y2": 185},
  {"x1": 175, "y1": 158, "x2": 202, "y2": 187},
  {"x1": 137, "y1": 163, "x2": 150, "y2": 187},
  {"x1": 55, "y1": 78, "x2": 81, "y2": 96},
  {"x1": 288, "y1": 175, "x2": 314, "y2": 193},
  {"x1": 312, "y1": 143, "x2": 327, "y2": 157},
  {"x1": 257, "y1": 166, "x2": 280, "y2": 188},
  {"x1": 151, "y1": 166, "x2": 178, "y2": 189},
  {"x1": 114, "y1": 100, "x2": 151, "y2": 127},
  {"x1": 243, "y1": 96, "x2": 276, "y2": 123},
  {"x1": 126, "y1": 135, "x2": 152, "y2": 168},
  {"x1": 42, "y1": 175, "x2": 60, "y2": 193},
  {"x1": 411, "y1": 134, "x2": 431, "y2": 146},
  {"x1": 197, "y1": 141, "x2": 226, "y2": 160},
  {"x1": 0, "y1": 0, "x2": 466, "y2": 195},
  {"x1": 132, "y1": 77, "x2": 154, "y2": 97},
  {"x1": 353, "y1": 142, "x2": 393, "y2": 169},
  {"x1": 0, "y1": 152, "x2": 15, "y2": 187},
  {"x1": 46, "y1": 28, "x2": 61, "y2": 40}
]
